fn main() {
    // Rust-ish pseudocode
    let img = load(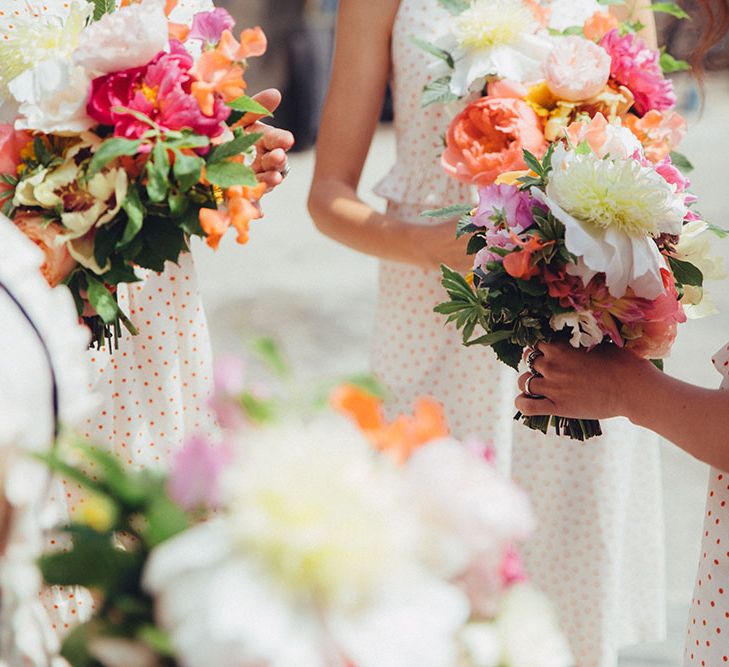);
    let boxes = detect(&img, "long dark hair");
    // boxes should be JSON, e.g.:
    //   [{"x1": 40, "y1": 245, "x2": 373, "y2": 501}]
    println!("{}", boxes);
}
[{"x1": 694, "y1": 0, "x2": 729, "y2": 69}]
